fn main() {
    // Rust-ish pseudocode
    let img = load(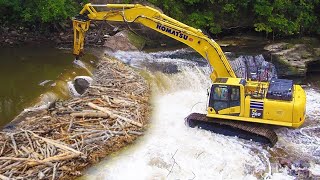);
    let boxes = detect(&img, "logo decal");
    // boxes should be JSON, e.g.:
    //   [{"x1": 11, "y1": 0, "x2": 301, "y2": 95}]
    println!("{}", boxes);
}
[
  {"x1": 156, "y1": 24, "x2": 189, "y2": 41},
  {"x1": 250, "y1": 101, "x2": 263, "y2": 118}
]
